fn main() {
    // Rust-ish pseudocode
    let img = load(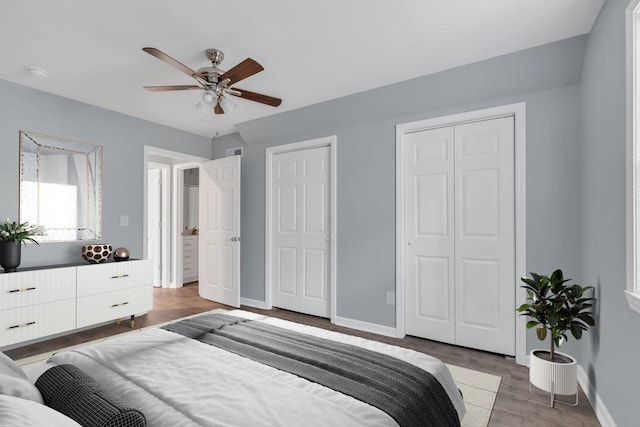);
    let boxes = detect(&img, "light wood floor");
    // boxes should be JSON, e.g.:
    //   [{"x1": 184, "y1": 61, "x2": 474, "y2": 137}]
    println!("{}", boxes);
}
[{"x1": 5, "y1": 283, "x2": 601, "y2": 427}]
